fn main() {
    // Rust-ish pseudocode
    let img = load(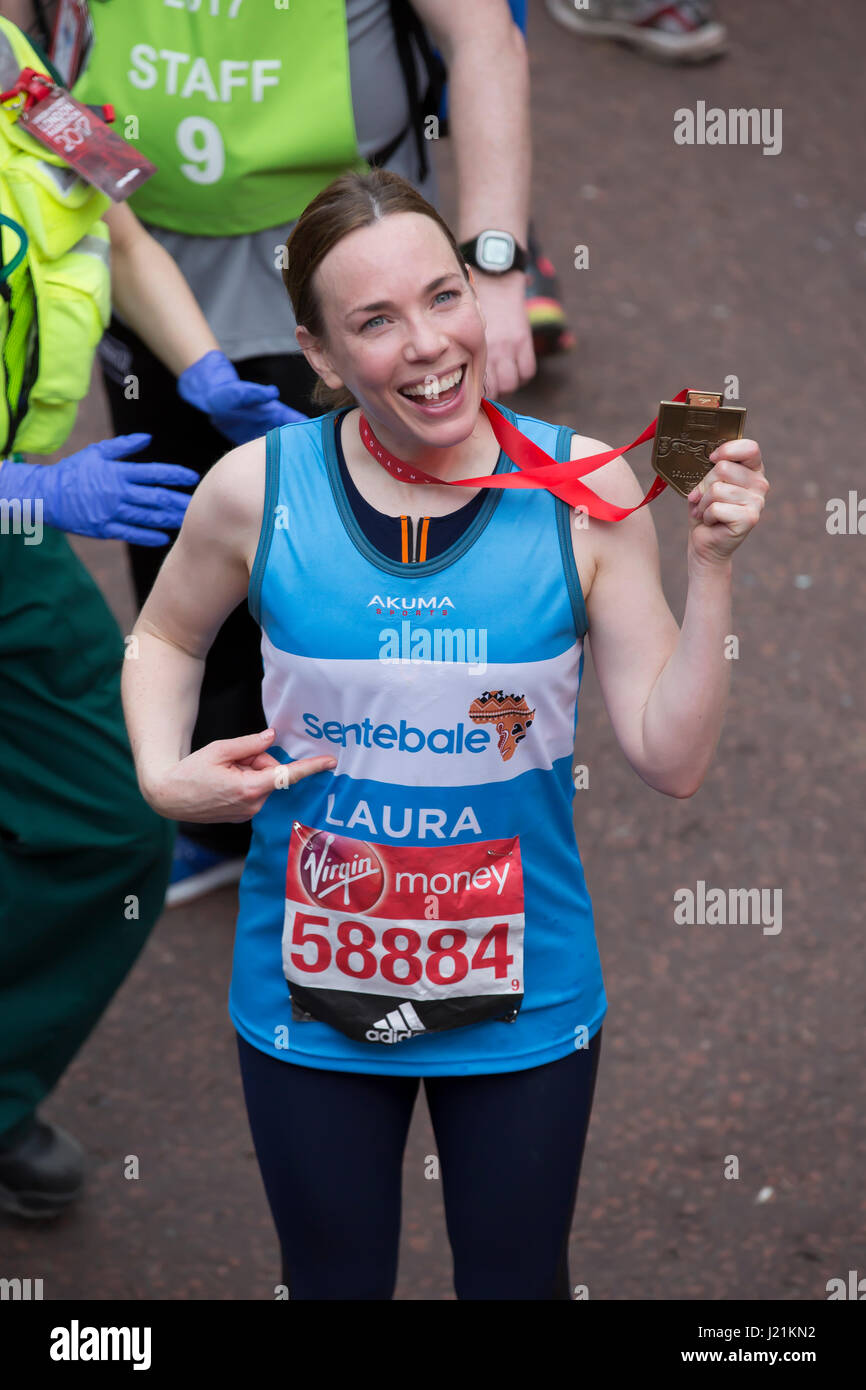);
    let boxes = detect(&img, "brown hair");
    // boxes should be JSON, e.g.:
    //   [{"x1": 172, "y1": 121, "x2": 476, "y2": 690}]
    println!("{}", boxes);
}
[{"x1": 281, "y1": 168, "x2": 470, "y2": 414}]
